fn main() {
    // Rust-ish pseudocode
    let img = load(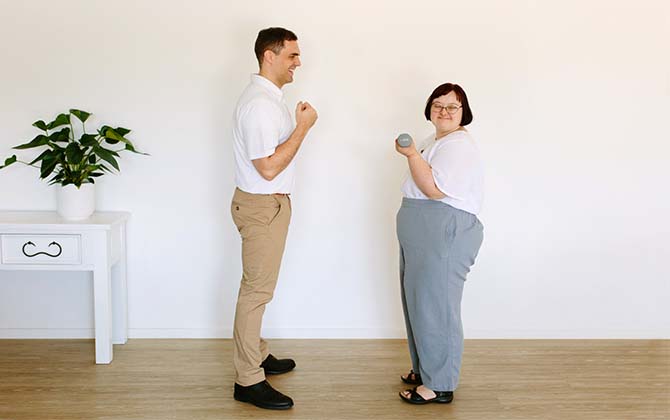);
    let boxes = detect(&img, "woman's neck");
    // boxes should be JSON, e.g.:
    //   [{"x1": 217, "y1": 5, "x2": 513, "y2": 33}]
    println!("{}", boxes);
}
[{"x1": 435, "y1": 126, "x2": 463, "y2": 140}]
